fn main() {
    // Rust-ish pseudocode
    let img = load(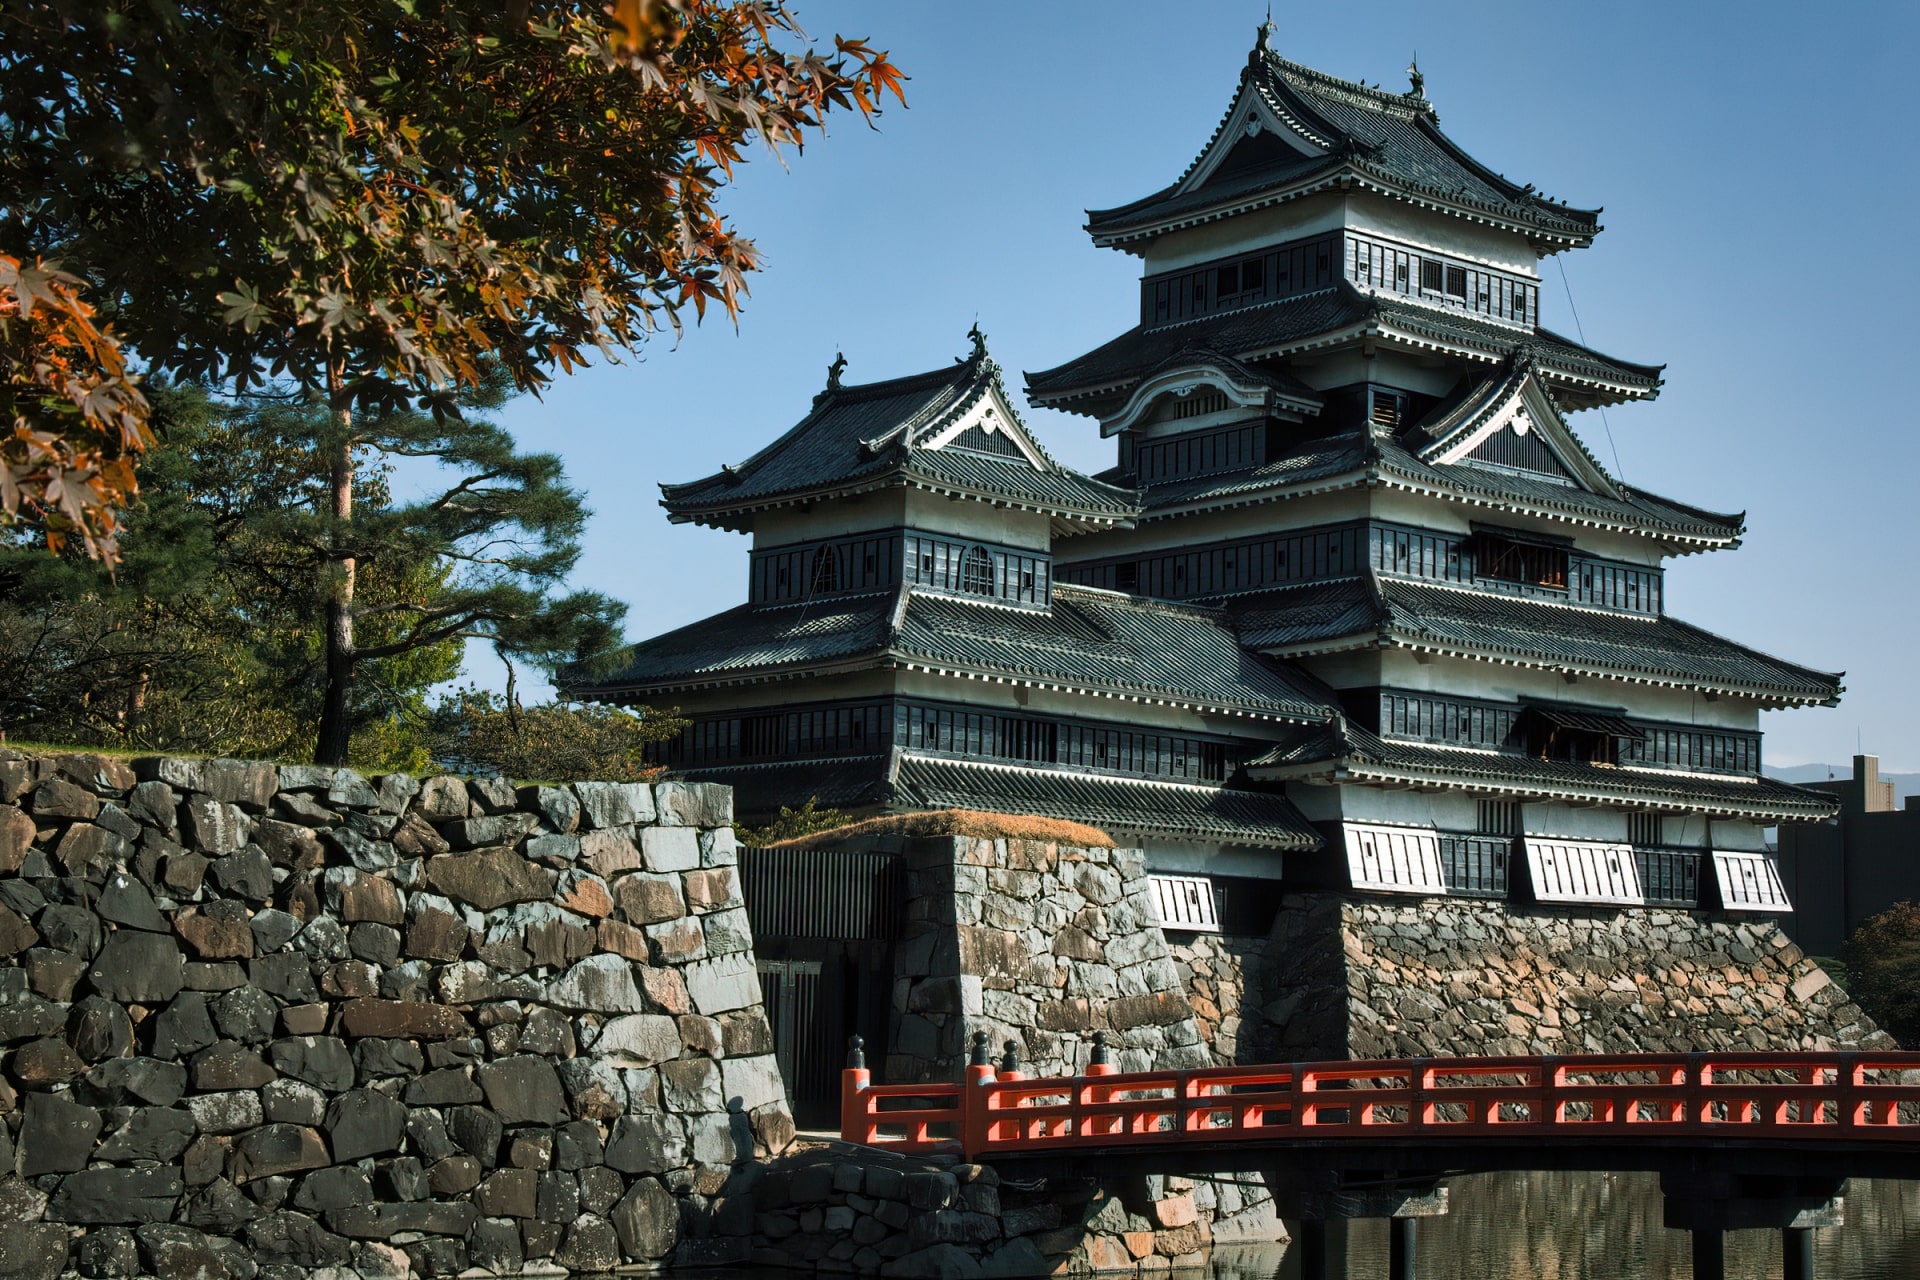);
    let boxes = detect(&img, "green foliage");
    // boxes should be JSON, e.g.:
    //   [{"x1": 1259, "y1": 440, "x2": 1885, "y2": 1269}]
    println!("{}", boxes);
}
[
  {"x1": 1838, "y1": 902, "x2": 1920, "y2": 1047},
  {"x1": 0, "y1": 378, "x2": 614, "y2": 767},
  {"x1": 736, "y1": 797, "x2": 855, "y2": 848},
  {"x1": 427, "y1": 688, "x2": 682, "y2": 784}
]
